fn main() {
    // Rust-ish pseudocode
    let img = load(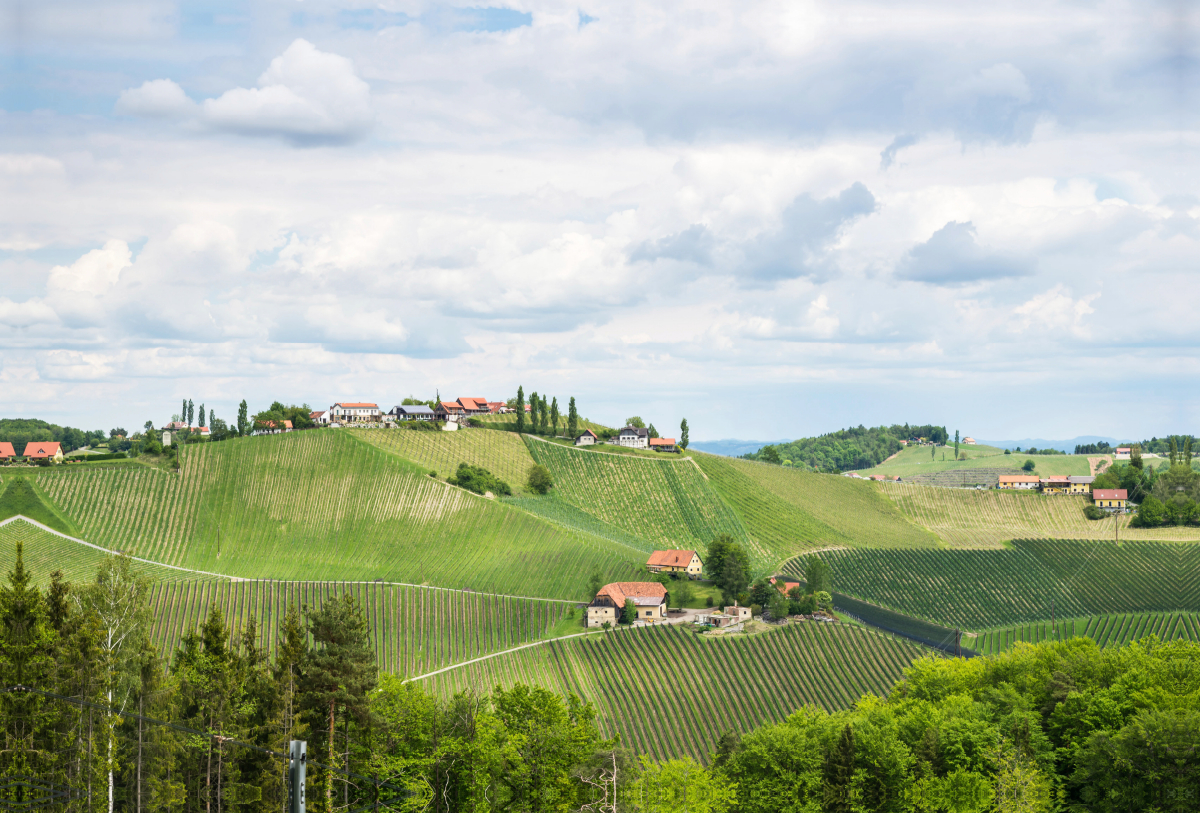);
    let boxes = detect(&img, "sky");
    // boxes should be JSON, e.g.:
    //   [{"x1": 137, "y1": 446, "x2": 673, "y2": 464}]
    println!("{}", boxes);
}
[{"x1": 1, "y1": 0, "x2": 1198, "y2": 441}]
